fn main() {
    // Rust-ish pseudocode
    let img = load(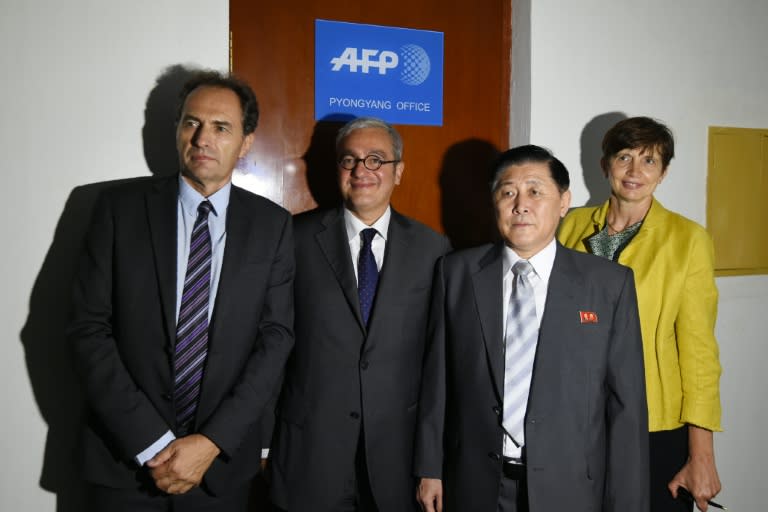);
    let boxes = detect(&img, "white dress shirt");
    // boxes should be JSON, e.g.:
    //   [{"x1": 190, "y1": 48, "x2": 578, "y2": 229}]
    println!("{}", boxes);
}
[
  {"x1": 501, "y1": 238, "x2": 557, "y2": 460},
  {"x1": 344, "y1": 206, "x2": 391, "y2": 279}
]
